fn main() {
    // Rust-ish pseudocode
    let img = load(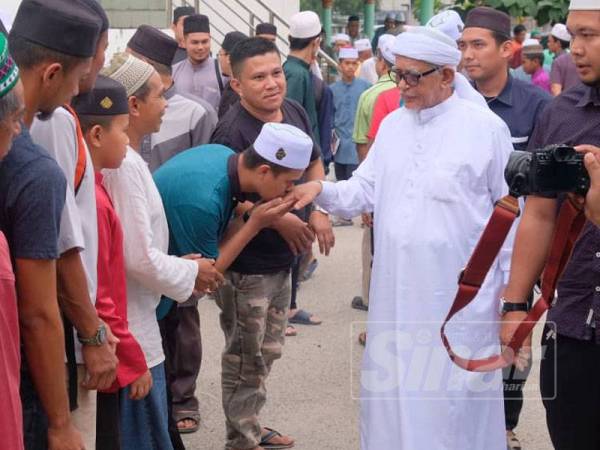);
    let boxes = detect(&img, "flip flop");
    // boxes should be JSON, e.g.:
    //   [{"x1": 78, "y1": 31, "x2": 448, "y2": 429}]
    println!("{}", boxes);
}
[
  {"x1": 285, "y1": 325, "x2": 297, "y2": 337},
  {"x1": 351, "y1": 296, "x2": 368, "y2": 311},
  {"x1": 260, "y1": 427, "x2": 295, "y2": 449},
  {"x1": 288, "y1": 309, "x2": 322, "y2": 325},
  {"x1": 176, "y1": 414, "x2": 200, "y2": 434}
]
